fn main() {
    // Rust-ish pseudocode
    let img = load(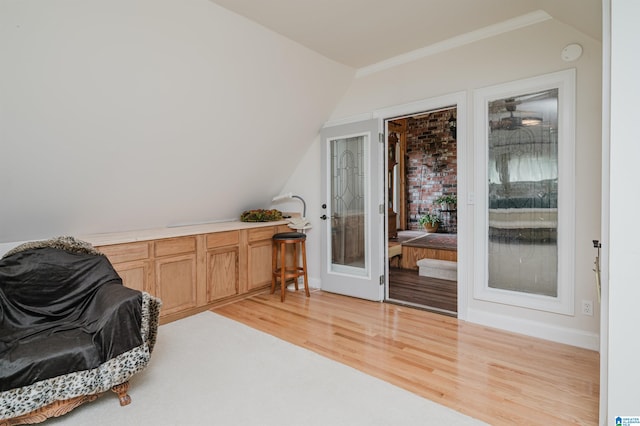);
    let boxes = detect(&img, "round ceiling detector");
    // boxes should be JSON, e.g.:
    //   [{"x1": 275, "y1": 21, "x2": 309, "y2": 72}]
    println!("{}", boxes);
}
[{"x1": 561, "y1": 43, "x2": 583, "y2": 62}]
